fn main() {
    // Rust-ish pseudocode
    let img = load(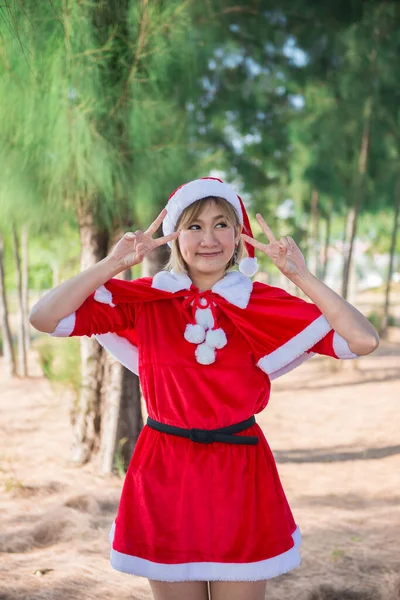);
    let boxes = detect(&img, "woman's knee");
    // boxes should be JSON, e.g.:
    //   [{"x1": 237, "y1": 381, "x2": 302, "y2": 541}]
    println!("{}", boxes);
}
[
  {"x1": 148, "y1": 579, "x2": 209, "y2": 600},
  {"x1": 209, "y1": 579, "x2": 267, "y2": 600}
]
